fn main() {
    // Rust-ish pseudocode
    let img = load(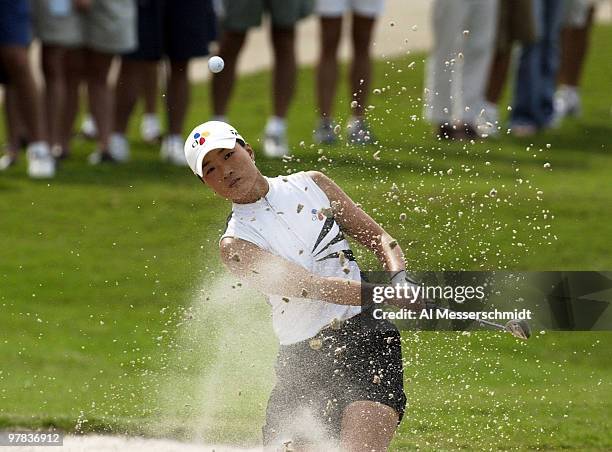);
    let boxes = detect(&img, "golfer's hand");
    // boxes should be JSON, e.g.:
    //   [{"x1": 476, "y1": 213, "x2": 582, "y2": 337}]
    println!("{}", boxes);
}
[{"x1": 387, "y1": 271, "x2": 426, "y2": 311}]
